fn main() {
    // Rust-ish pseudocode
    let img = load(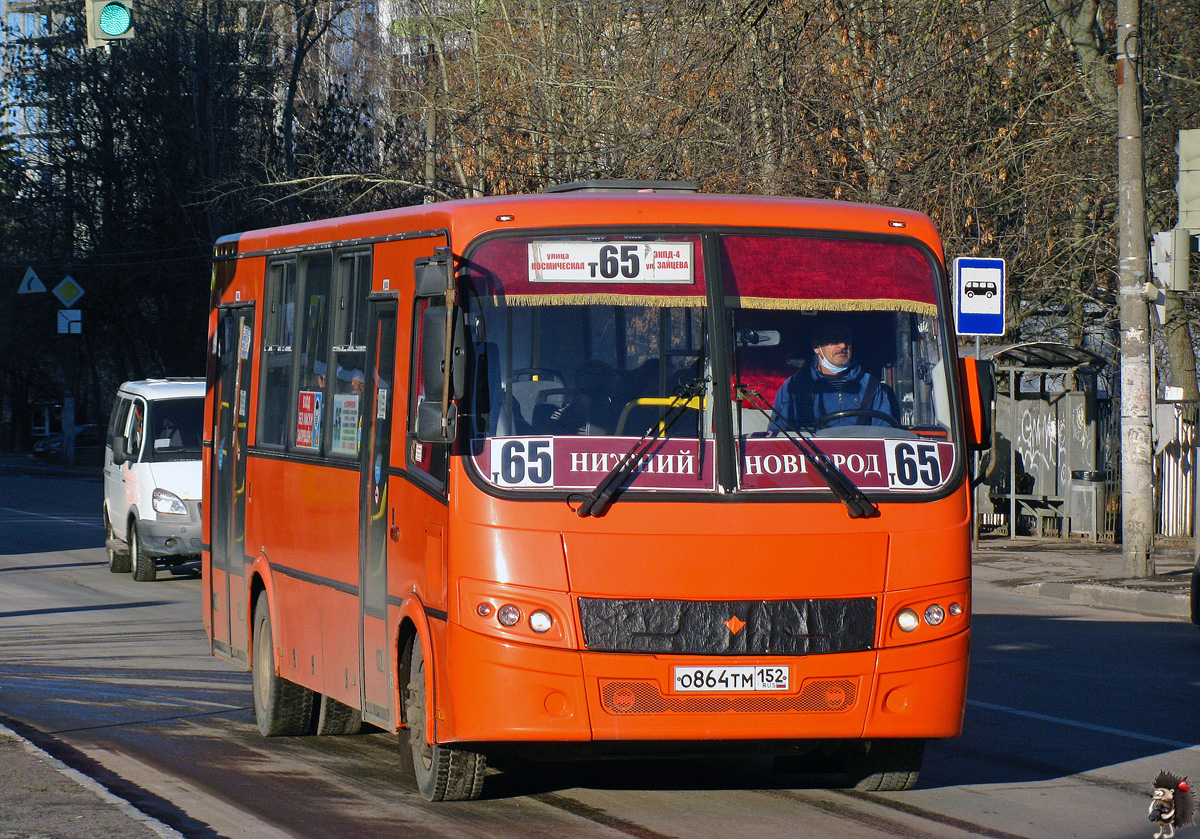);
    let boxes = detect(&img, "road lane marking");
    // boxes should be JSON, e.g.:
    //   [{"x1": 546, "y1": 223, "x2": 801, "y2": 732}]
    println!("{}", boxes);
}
[
  {"x1": 968, "y1": 699, "x2": 1200, "y2": 751},
  {"x1": 0, "y1": 507, "x2": 105, "y2": 529}
]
